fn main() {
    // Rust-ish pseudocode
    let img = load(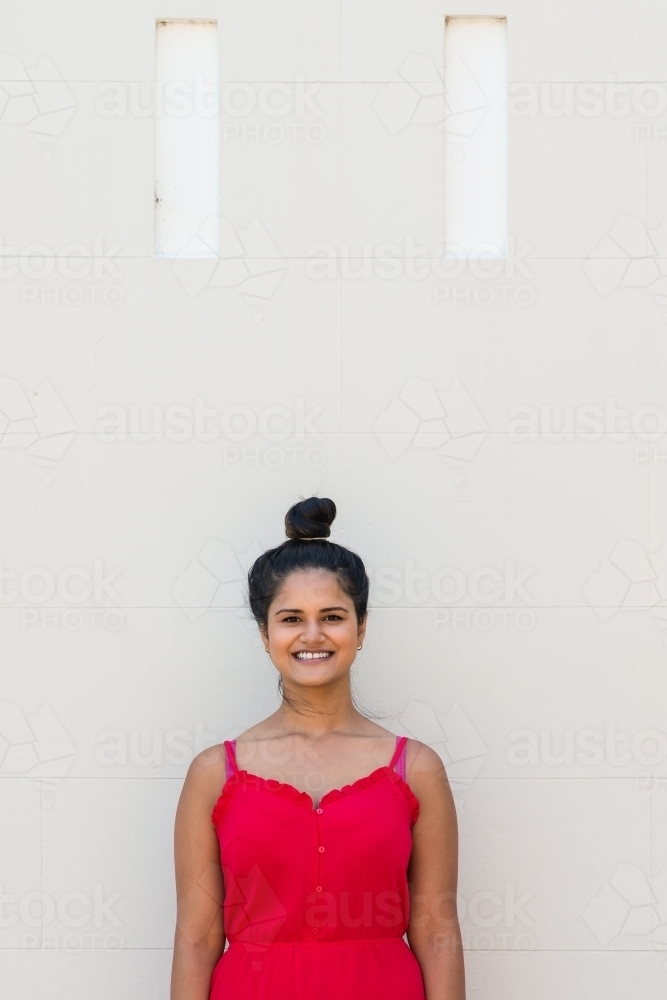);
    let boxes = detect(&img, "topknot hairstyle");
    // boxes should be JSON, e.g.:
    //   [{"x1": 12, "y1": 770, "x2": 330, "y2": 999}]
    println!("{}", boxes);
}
[
  {"x1": 284, "y1": 495, "x2": 335, "y2": 540},
  {"x1": 248, "y1": 497, "x2": 369, "y2": 630}
]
